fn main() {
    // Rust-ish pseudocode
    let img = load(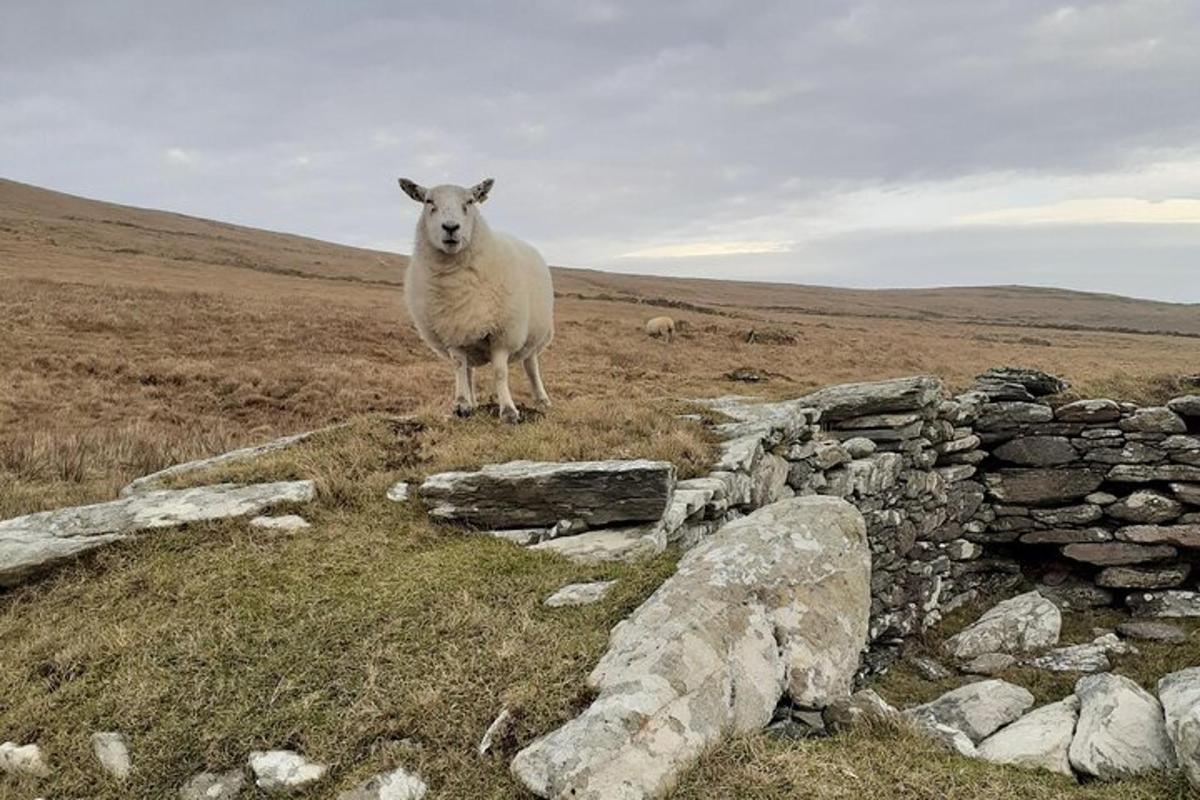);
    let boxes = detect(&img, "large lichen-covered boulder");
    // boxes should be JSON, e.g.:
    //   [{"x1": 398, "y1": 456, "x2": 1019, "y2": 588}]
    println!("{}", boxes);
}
[
  {"x1": 943, "y1": 591, "x2": 1061, "y2": 659},
  {"x1": 1068, "y1": 673, "x2": 1176, "y2": 780},
  {"x1": 510, "y1": 496, "x2": 869, "y2": 800},
  {"x1": 0, "y1": 481, "x2": 315, "y2": 587},
  {"x1": 419, "y1": 460, "x2": 675, "y2": 529}
]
